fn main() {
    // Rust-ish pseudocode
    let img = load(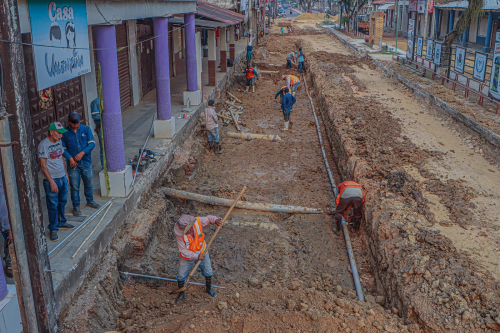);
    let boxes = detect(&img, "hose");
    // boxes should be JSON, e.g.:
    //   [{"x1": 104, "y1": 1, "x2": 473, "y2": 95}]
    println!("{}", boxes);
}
[{"x1": 302, "y1": 75, "x2": 365, "y2": 301}]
